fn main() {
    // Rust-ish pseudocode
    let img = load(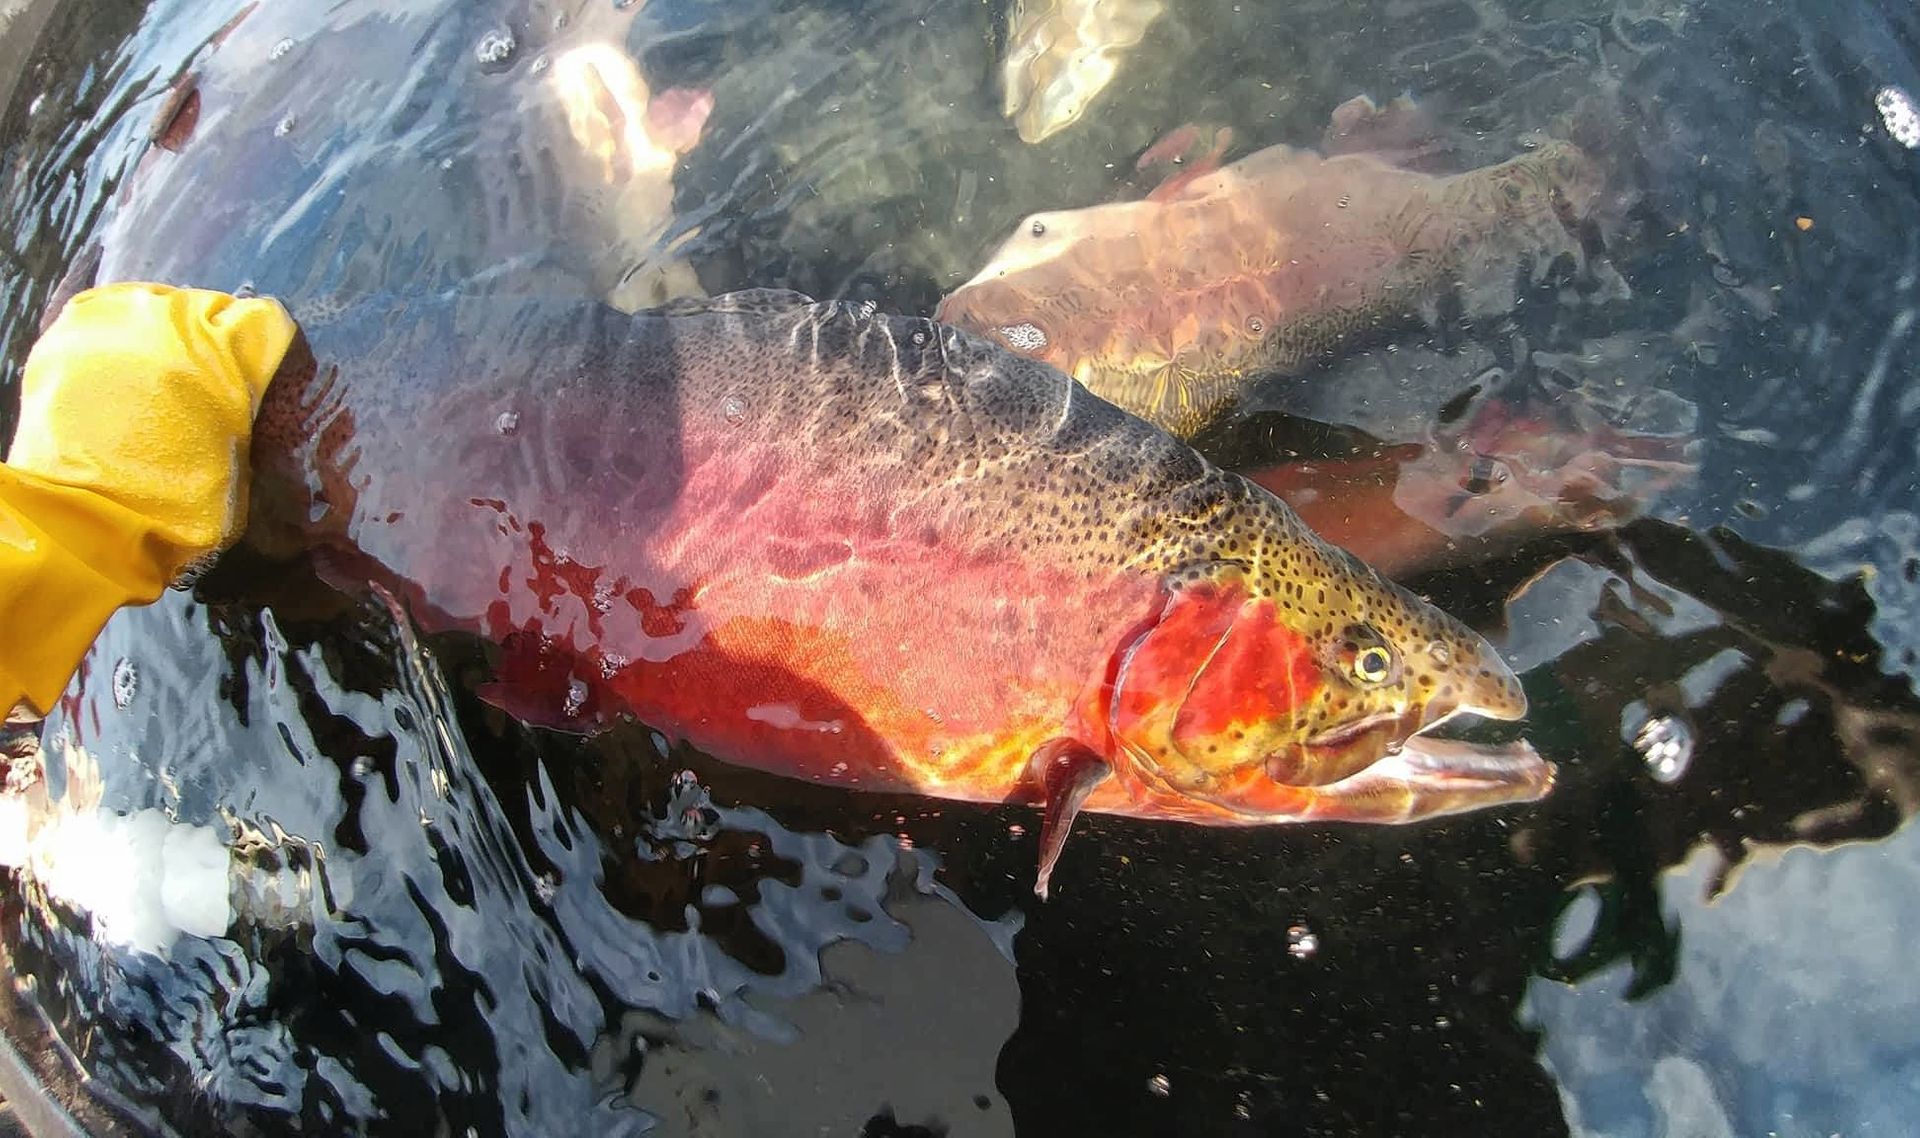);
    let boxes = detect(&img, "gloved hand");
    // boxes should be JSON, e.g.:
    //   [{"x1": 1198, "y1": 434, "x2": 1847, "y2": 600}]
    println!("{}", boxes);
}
[{"x1": 1, "y1": 282, "x2": 296, "y2": 715}]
